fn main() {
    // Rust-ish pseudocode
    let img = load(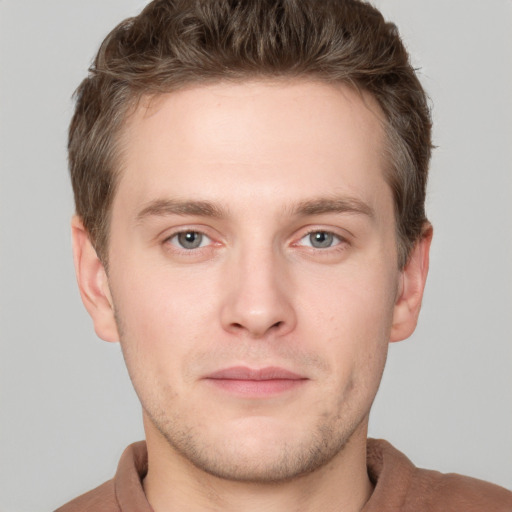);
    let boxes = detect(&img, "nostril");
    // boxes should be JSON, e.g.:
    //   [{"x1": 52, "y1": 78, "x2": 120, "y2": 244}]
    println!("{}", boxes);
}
[{"x1": 229, "y1": 320, "x2": 283, "y2": 335}]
